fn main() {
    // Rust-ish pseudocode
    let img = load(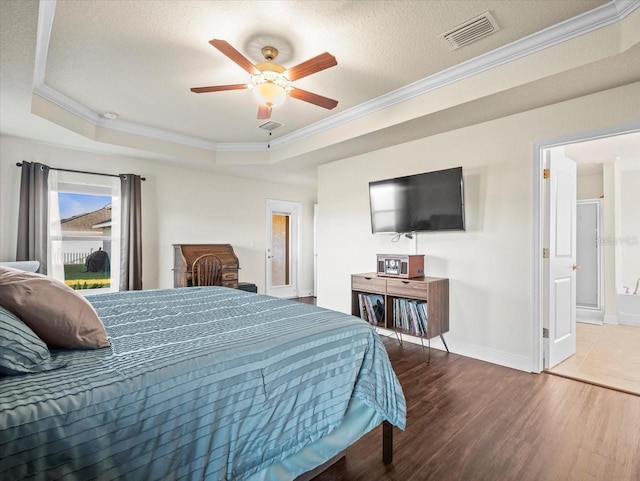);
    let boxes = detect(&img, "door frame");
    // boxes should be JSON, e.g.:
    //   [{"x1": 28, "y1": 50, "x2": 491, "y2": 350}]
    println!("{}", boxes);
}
[
  {"x1": 265, "y1": 199, "x2": 301, "y2": 298},
  {"x1": 531, "y1": 121, "x2": 640, "y2": 373}
]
